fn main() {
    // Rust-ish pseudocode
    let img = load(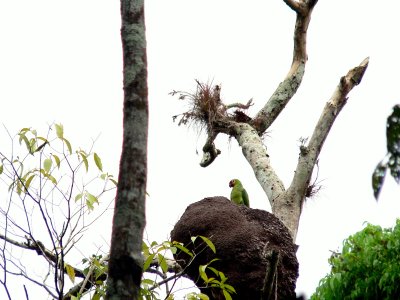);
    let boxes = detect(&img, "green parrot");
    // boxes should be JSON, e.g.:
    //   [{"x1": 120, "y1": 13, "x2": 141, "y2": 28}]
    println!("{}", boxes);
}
[{"x1": 229, "y1": 179, "x2": 250, "y2": 207}]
